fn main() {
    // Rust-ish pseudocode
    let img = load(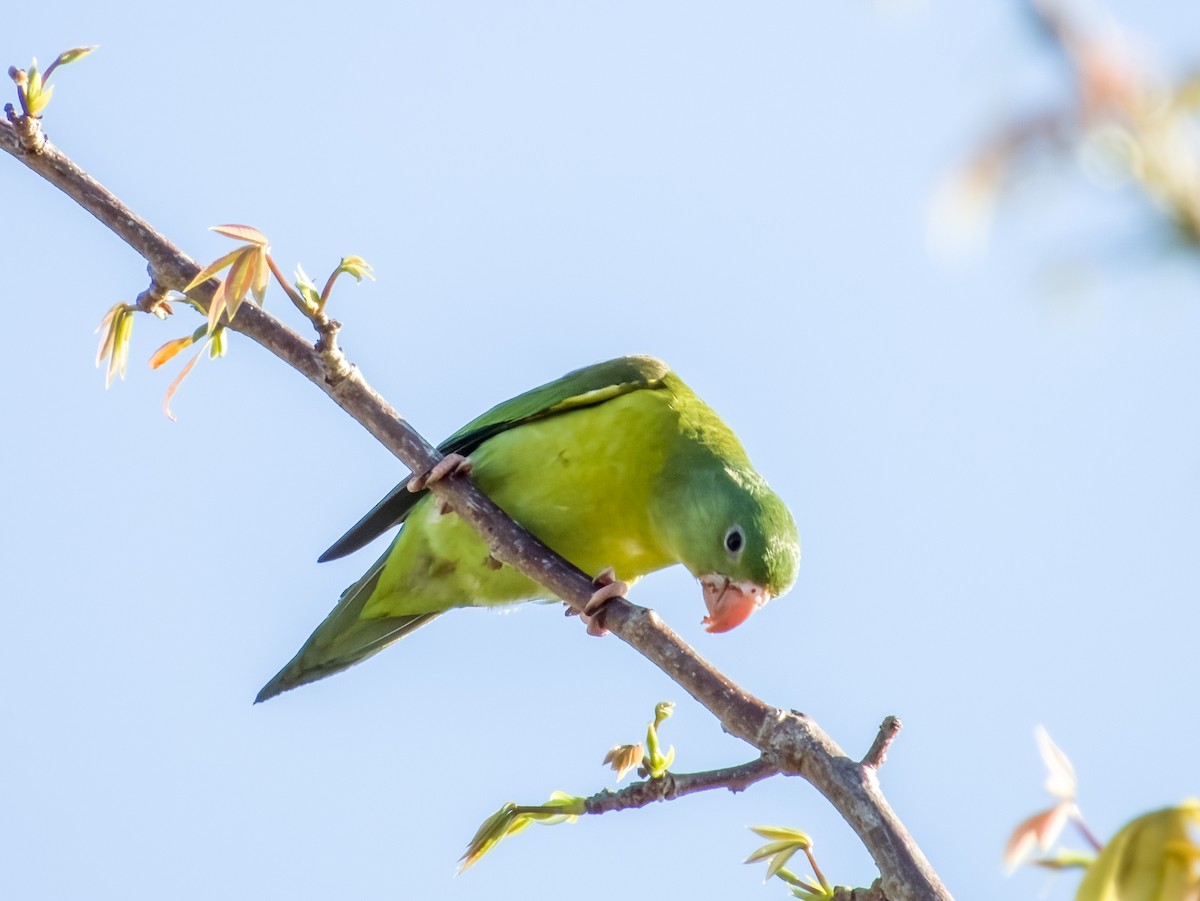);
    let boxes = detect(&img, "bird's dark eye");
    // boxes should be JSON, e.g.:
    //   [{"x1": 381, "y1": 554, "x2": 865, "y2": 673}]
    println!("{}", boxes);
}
[{"x1": 725, "y1": 525, "x2": 744, "y2": 554}]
